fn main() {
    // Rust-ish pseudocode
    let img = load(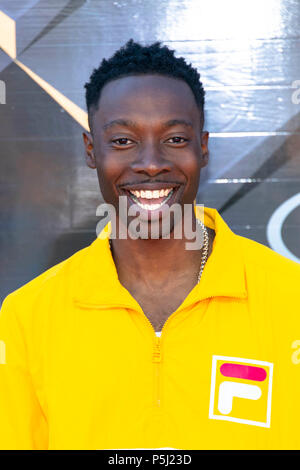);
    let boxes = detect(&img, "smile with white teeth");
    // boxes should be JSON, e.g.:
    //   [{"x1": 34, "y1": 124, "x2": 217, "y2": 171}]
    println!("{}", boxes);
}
[{"x1": 128, "y1": 188, "x2": 174, "y2": 211}]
